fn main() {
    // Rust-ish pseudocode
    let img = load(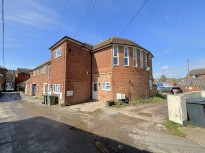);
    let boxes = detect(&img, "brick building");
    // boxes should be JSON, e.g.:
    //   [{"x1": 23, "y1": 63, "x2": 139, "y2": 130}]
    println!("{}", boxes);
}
[
  {"x1": 6, "y1": 70, "x2": 16, "y2": 90},
  {"x1": 181, "y1": 68, "x2": 205, "y2": 92},
  {"x1": 15, "y1": 68, "x2": 31, "y2": 91},
  {"x1": 0, "y1": 65, "x2": 7, "y2": 91},
  {"x1": 26, "y1": 36, "x2": 156, "y2": 105}
]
